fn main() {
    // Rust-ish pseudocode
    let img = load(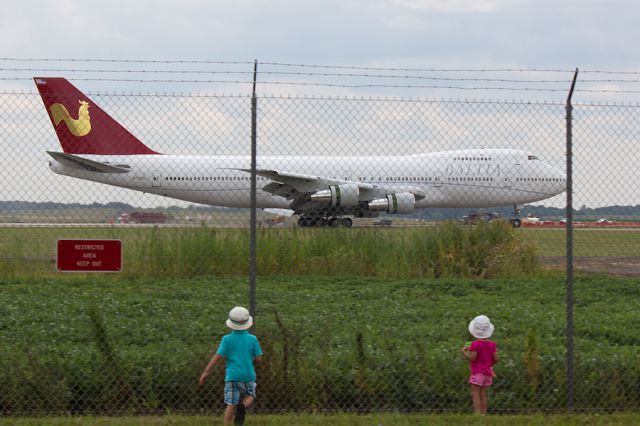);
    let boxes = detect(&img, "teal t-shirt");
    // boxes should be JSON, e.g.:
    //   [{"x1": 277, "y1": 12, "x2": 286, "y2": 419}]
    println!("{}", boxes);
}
[{"x1": 216, "y1": 330, "x2": 263, "y2": 382}]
